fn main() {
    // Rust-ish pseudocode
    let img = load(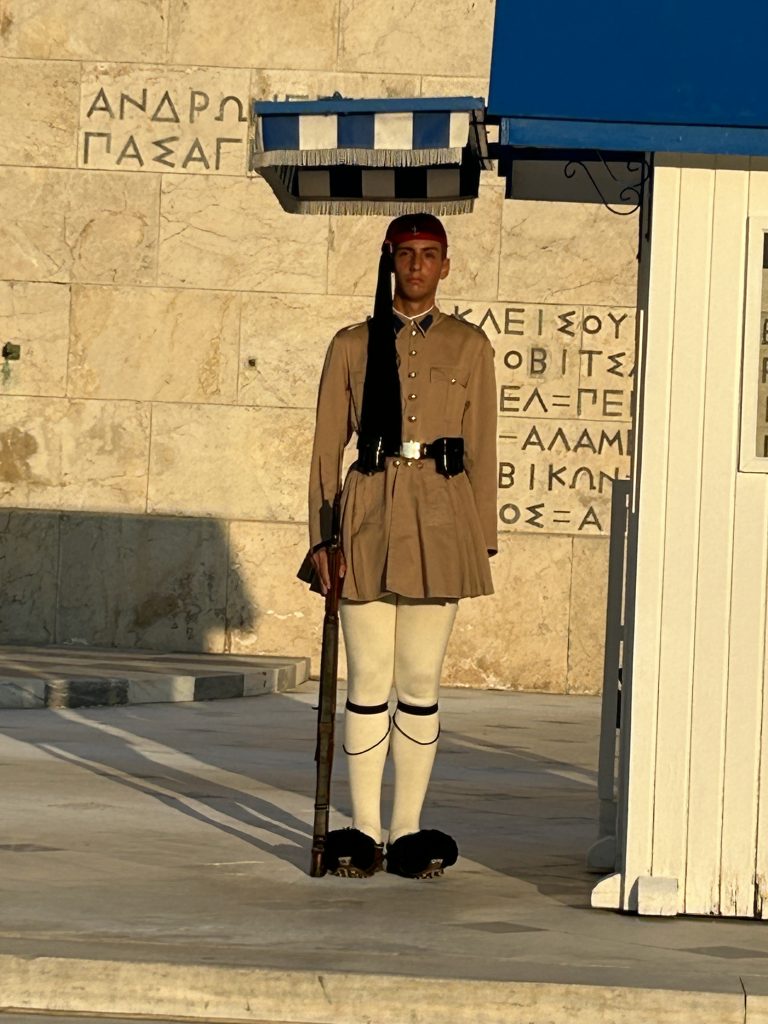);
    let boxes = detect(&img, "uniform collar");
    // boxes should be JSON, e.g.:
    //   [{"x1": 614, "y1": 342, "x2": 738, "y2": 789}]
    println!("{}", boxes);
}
[{"x1": 392, "y1": 304, "x2": 440, "y2": 336}]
